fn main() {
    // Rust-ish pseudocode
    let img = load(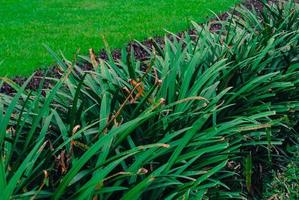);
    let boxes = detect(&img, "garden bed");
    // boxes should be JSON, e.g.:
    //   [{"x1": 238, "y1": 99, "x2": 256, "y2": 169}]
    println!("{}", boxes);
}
[
  {"x1": 0, "y1": 1, "x2": 298, "y2": 199},
  {"x1": 0, "y1": 0, "x2": 265, "y2": 94}
]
